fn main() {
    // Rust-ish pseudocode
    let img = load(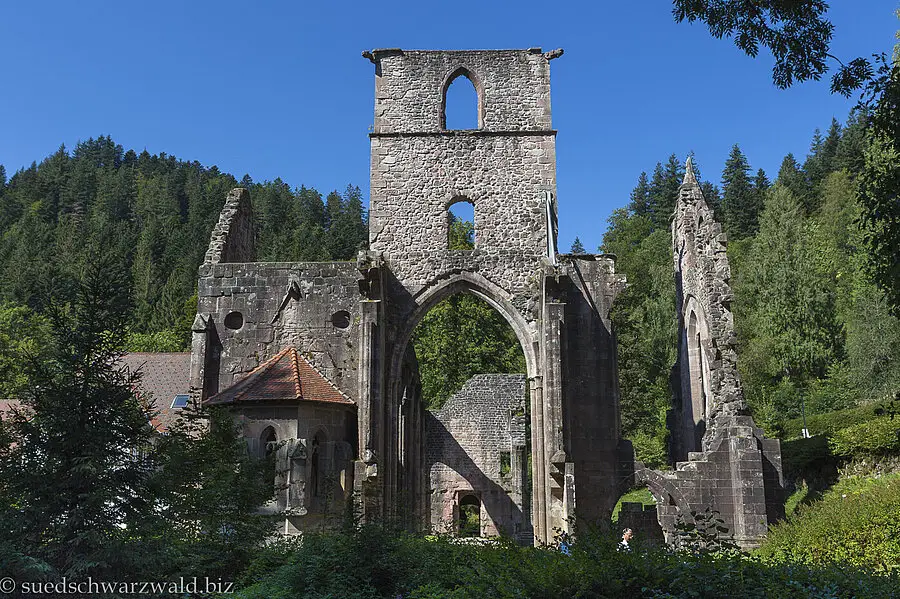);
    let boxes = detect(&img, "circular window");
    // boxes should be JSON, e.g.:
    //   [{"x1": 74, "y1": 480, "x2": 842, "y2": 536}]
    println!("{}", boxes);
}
[
  {"x1": 224, "y1": 311, "x2": 244, "y2": 330},
  {"x1": 331, "y1": 310, "x2": 351, "y2": 329}
]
